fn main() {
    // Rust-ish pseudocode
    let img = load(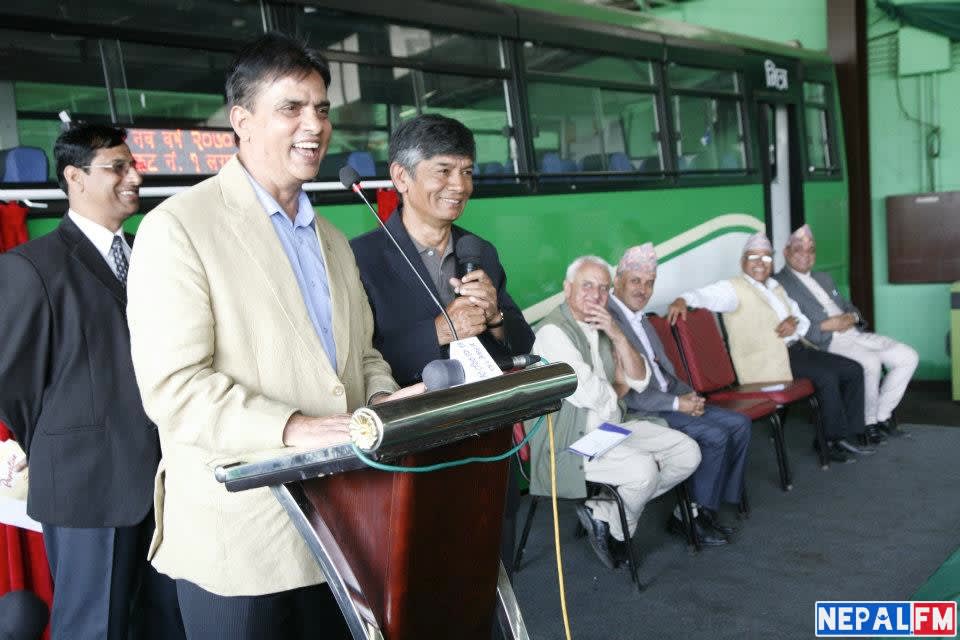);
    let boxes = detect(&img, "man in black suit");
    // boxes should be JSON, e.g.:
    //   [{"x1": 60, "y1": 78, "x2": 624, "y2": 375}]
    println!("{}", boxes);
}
[
  {"x1": 609, "y1": 244, "x2": 750, "y2": 545},
  {"x1": 0, "y1": 124, "x2": 181, "y2": 639},
  {"x1": 350, "y1": 114, "x2": 534, "y2": 585},
  {"x1": 350, "y1": 114, "x2": 533, "y2": 386}
]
